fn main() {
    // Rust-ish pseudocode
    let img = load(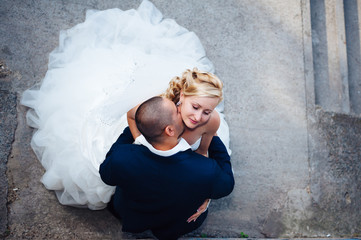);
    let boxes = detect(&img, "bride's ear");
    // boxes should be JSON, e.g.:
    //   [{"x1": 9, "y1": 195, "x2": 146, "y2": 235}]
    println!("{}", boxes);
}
[{"x1": 164, "y1": 125, "x2": 175, "y2": 137}]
